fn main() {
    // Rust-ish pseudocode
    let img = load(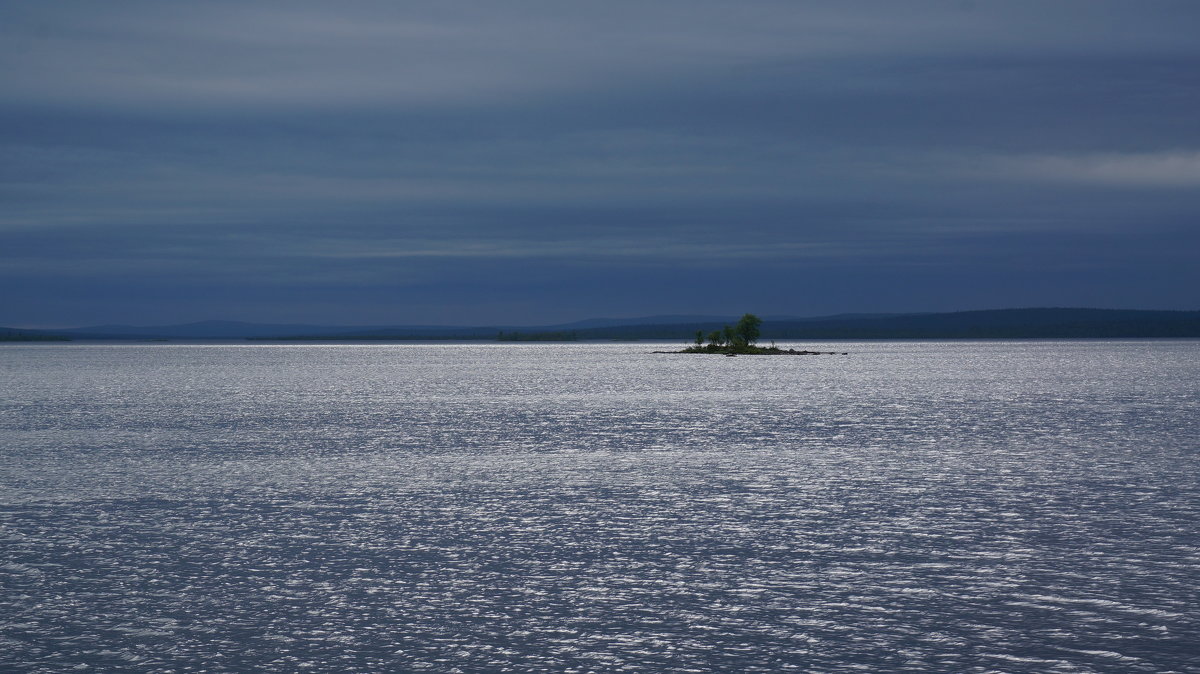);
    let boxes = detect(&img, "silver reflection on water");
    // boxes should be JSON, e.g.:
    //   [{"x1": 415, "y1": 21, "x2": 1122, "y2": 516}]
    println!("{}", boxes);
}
[{"x1": 1, "y1": 341, "x2": 1198, "y2": 672}]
